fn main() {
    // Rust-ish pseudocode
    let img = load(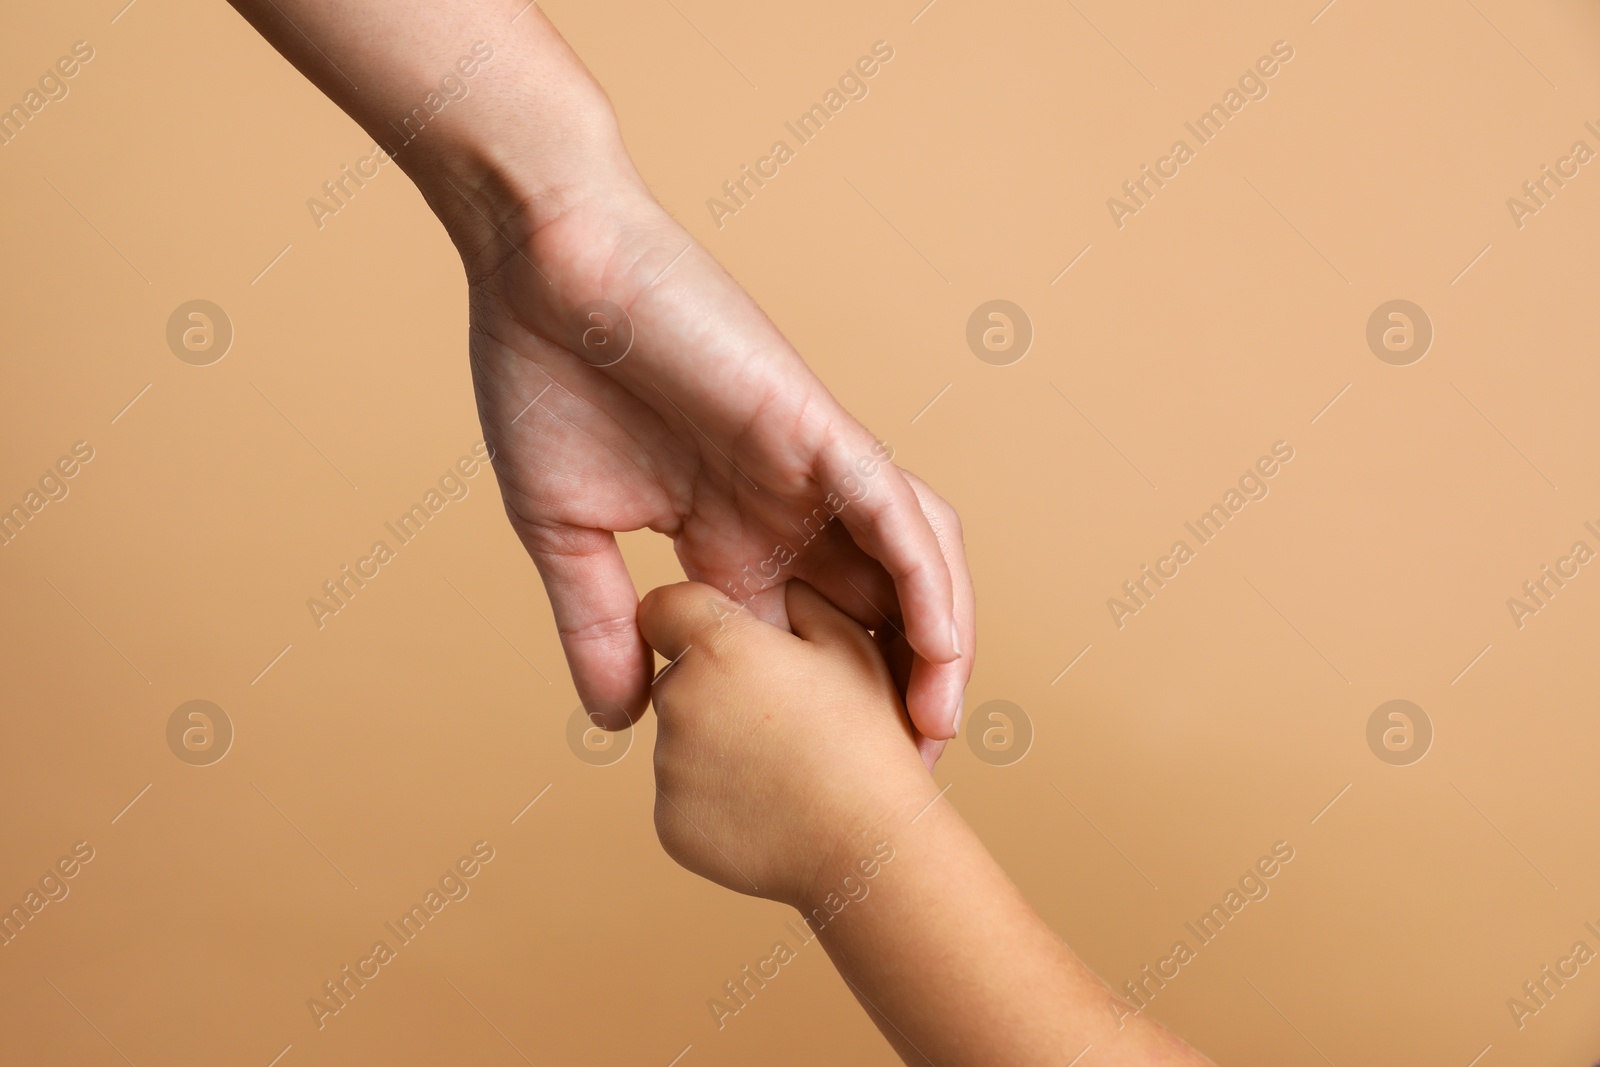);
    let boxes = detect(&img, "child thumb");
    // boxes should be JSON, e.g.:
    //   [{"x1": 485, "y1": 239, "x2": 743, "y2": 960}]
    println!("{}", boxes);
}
[
  {"x1": 637, "y1": 582, "x2": 751, "y2": 661},
  {"x1": 785, "y1": 580, "x2": 875, "y2": 653}
]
